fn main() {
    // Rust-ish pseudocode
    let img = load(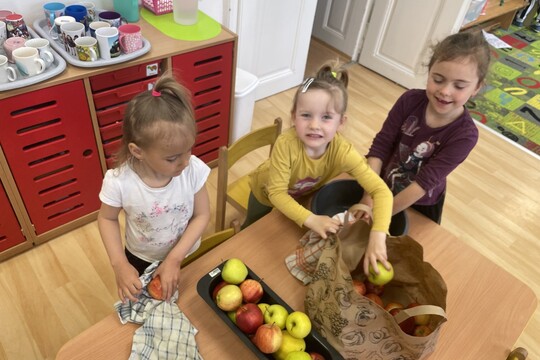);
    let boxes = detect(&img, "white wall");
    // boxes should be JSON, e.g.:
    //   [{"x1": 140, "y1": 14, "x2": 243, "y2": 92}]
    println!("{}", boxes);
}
[{"x1": 0, "y1": 0, "x2": 226, "y2": 29}]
